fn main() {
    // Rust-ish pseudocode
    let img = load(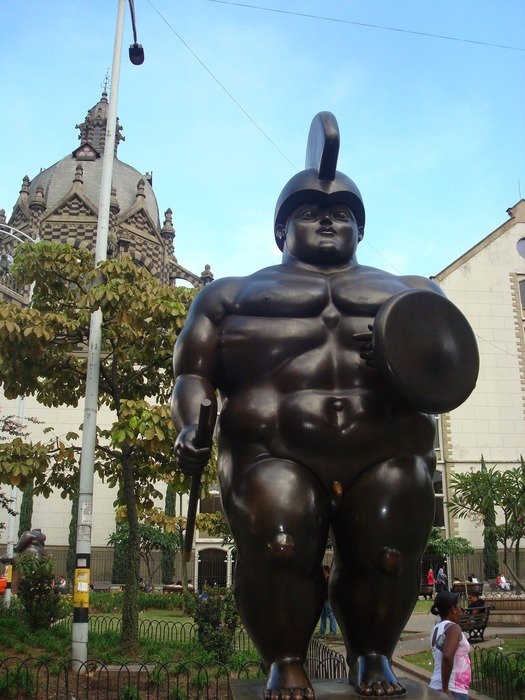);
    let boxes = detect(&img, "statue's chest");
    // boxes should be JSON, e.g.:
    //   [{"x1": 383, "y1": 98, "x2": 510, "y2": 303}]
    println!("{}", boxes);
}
[{"x1": 227, "y1": 274, "x2": 380, "y2": 319}]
